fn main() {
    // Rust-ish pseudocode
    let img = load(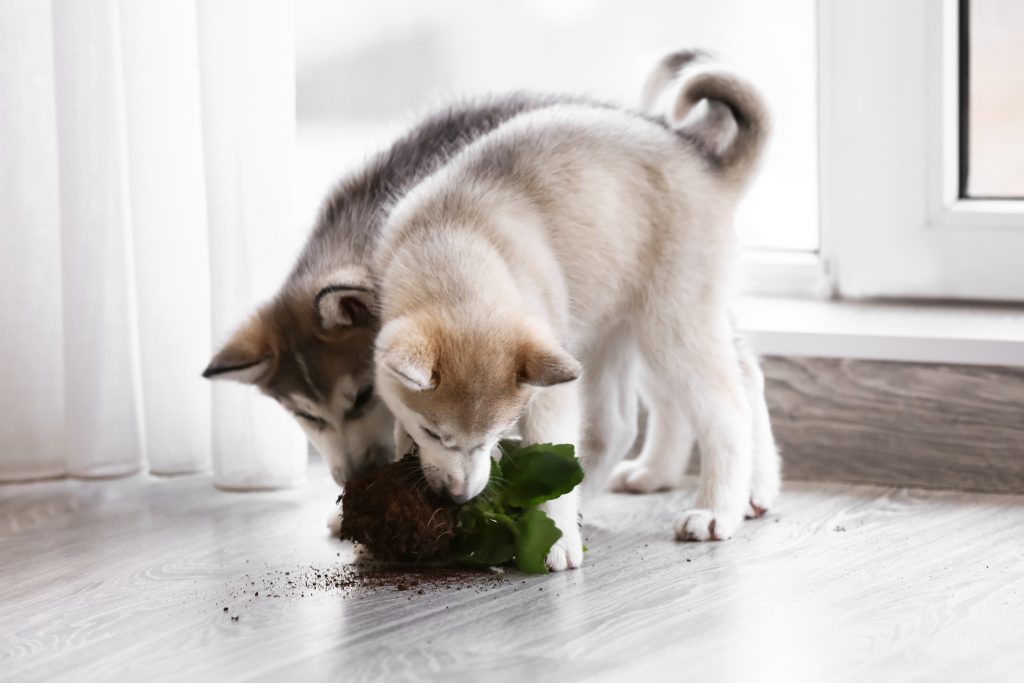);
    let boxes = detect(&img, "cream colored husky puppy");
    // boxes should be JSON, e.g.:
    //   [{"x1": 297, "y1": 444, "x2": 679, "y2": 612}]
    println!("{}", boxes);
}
[
  {"x1": 202, "y1": 93, "x2": 586, "y2": 491},
  {"x1": 374, "y1": 51, "x2": 780, "y2": 570}
]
